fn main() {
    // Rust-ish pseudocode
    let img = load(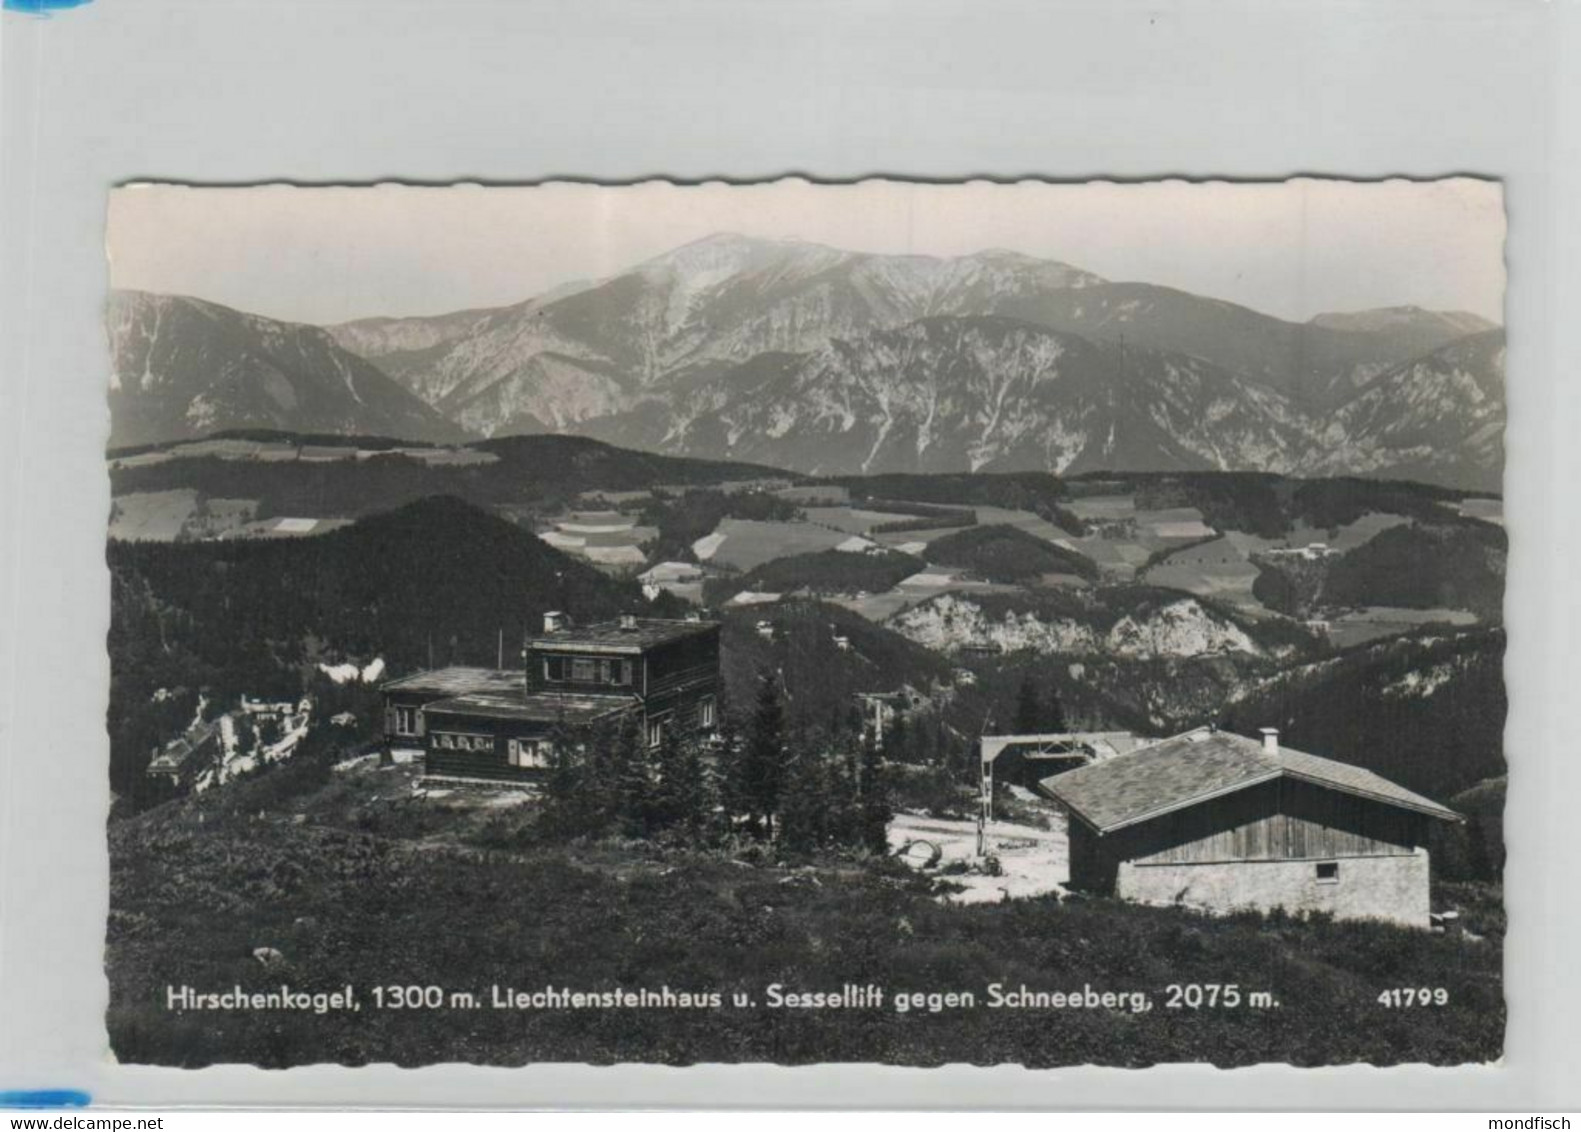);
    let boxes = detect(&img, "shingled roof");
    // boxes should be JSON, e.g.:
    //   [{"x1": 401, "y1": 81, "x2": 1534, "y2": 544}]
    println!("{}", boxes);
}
[{"x1": 1039, "y1": 727, "x2": 1460, "y2": 833}]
